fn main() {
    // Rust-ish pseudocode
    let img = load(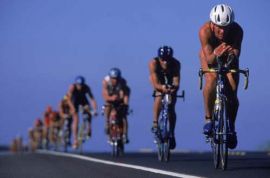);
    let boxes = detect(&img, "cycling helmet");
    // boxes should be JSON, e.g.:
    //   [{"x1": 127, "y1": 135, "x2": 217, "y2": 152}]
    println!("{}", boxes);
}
[
  {"x1": 46, "y1": 106, "x2": 52, "y2": 113},
  {"x1": 63, "y1": 94, "x2": 68, "y2": 101},
  {"x1": 109, "y1": 68, "x2": 121, "y2": 79},
  {"x1": 210, "y1": 4, "x2": 234, "y2": 26},
  {"x1": 158, "y1": 46, "x2": 173, "y2": 59},
  {"x1": 75, "y1": 76, "x2": 85, "y2": 85},
  {"x1": 35, "y1": 118, "x2": 43, "y2": 127}
]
